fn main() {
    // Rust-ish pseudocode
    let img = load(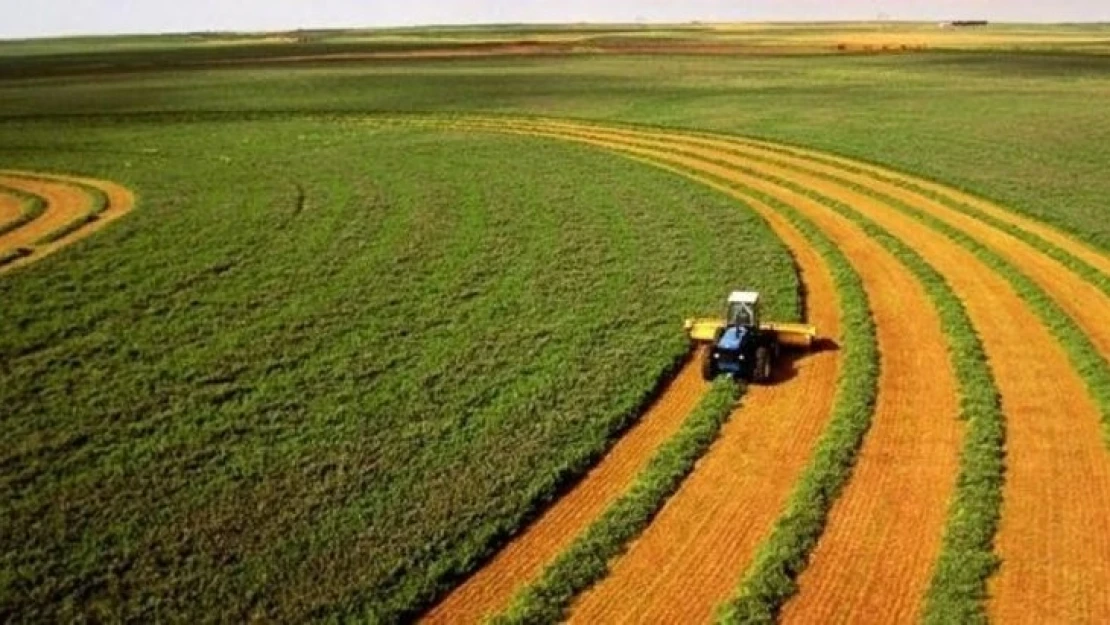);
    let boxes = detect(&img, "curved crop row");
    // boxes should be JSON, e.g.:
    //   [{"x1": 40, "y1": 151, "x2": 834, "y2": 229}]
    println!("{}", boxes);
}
[
  {"x1": 650, "y1": 134, "x2": 1110, "y2": 441},
  {"x1": 536, "y1": 120, "x2": 1108, "y2": 623},
  {"x1": 402, "y1": 118, "x2": 883, "y2": 623},
  {"x1": 534, "y1": 120, "x2": 1106, "y2": 623}
]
